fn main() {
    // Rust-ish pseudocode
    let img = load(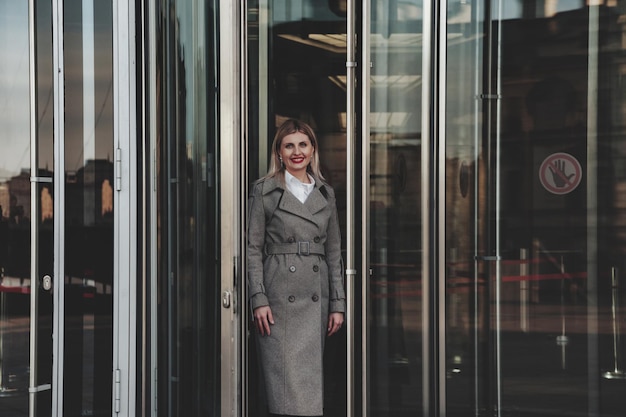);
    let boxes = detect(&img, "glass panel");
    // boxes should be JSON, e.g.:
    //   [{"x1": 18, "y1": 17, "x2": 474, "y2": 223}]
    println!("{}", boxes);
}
[
  {"x1": 155, "y1": 0, "x2": 220, "y2": 415},
  {"x1": 446, "y1": 1, "x2": 626, "y2": 416},
  {"x1": 444, "y1": 1, "x2": 486, "y2": 415},
  {"x1": 368, "y1": 1, "x2": 424, "y2": 416},
  {"x1": 63, "y1": 1, "x2": 114, "y2": 416},
  {"x1": 0, "y1": 3, "x2": 31, "y2": 414},
  {"x1": 246, "y1": 1, "x2": 347, "y2": 416},
  {"x1": 35, "y1": 1, "x2": 55, "y2": 413},
  {"x1": 1, "y1": 1, "x2": 54, "y2": 416}
]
